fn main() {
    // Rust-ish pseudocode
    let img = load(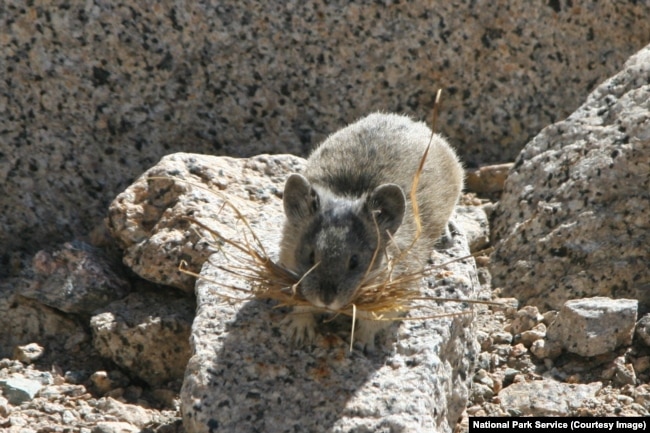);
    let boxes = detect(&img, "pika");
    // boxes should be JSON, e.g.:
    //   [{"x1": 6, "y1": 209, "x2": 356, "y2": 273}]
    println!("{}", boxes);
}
[{"x1": 279, "y1": 112, "x2": 464, "y2": 349}]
